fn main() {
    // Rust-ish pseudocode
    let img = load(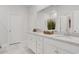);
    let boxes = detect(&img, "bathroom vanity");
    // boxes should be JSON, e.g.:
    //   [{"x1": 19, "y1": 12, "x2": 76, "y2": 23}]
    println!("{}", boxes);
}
[
  {"x1": 27, "y1": 32, "x2": 79, "y2": 54},
  {"x1": 27, "y1": 5, "x2": 79, "y2": 54}
]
